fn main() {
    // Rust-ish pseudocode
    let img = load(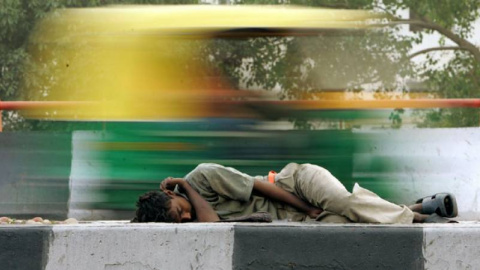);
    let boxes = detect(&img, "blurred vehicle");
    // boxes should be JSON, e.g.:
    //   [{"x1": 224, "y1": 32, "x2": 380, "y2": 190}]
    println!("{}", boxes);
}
[{"x1": 2, "y1": 5, "x2": 477, "y2": 220}]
